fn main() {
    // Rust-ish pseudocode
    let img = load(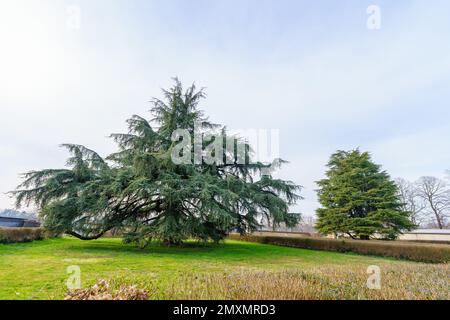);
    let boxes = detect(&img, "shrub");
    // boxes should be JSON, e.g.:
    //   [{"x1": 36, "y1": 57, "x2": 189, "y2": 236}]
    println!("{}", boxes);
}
[
  {"x1": 0, "y1": 227, "x2": 47, "y2": 244},
  {"x1": 228, "y1": 234, "x2": 450, "y2": 263},
  {"x1": 65, "y1": 279, "x2": 149, "y2": 300}
]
